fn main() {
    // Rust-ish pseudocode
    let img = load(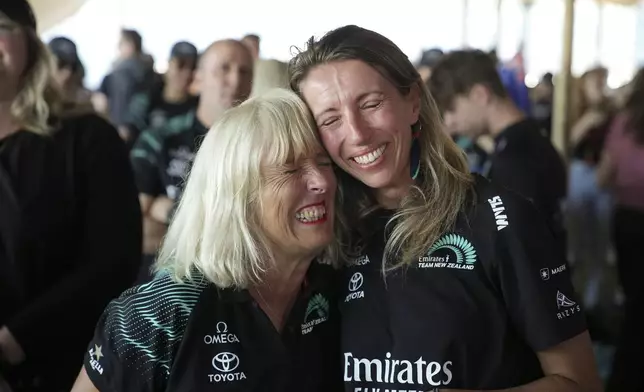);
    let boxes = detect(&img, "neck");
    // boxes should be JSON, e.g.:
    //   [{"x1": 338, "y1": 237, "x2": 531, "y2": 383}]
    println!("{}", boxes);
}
[
  {"x1": 375, "y1": 171, "x2": 415, "y2": 209},
  {"x1": 250, "y1": 253, "x2": 314, "y2": 331},
  {"x1": 196, "y1": 103, "x2": 222, "y2": 129},
  {"x1": 163, "y1": 85, "x2": 188, "y2": 103},
  {"x1": 0, "y1": 102, "x2": 19, "y2": 140},
  {"x1": 487, "y1": 100, "x2": 525, "y2": 137}
]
